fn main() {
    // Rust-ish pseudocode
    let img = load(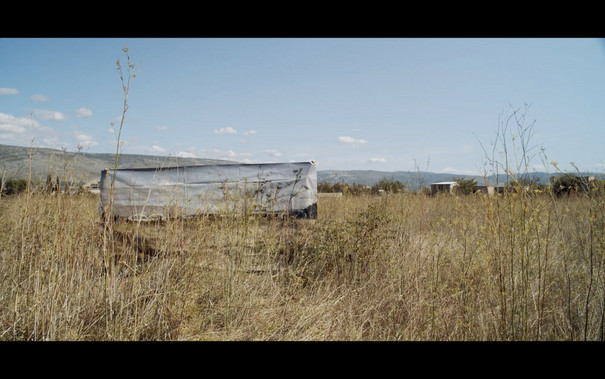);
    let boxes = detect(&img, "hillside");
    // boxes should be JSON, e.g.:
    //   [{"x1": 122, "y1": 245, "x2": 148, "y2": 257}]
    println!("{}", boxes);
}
[
  {"x1": 1, "y1": 144, "x2": 471, "y2": 188},
  {"x1": 0, "y1": 143, "x2": 586, "y2": 189},
  {"x1": 0, "y1": 144, "x2": 236, "y2": 185}
]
